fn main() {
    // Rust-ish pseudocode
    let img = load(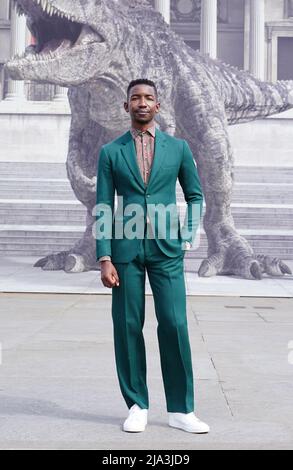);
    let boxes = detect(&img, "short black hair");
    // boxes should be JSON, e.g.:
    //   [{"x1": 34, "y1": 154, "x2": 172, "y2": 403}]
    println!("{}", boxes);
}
[{"x1": 127, "y1": 78, "x2": 158, "y2": 100}]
